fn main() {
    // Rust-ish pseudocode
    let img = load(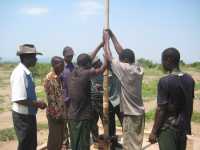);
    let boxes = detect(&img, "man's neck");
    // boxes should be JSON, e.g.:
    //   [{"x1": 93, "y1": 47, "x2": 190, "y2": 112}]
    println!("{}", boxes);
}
[
  {"x1": 170, "y1": 67, "x2": 183, "y2": 76},
  {"x1": 21, "y1": 62, "x2": 30, "y2": 68},
  {"x1": 65, "y1": 61, "x2": 72, "y2": 65}
]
